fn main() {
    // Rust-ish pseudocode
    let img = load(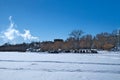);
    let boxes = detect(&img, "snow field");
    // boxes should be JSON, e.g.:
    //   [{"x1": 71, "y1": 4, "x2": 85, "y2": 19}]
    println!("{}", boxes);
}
[{"x1": 0, "y1": 52, "x2": 120, "y2": 80}]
